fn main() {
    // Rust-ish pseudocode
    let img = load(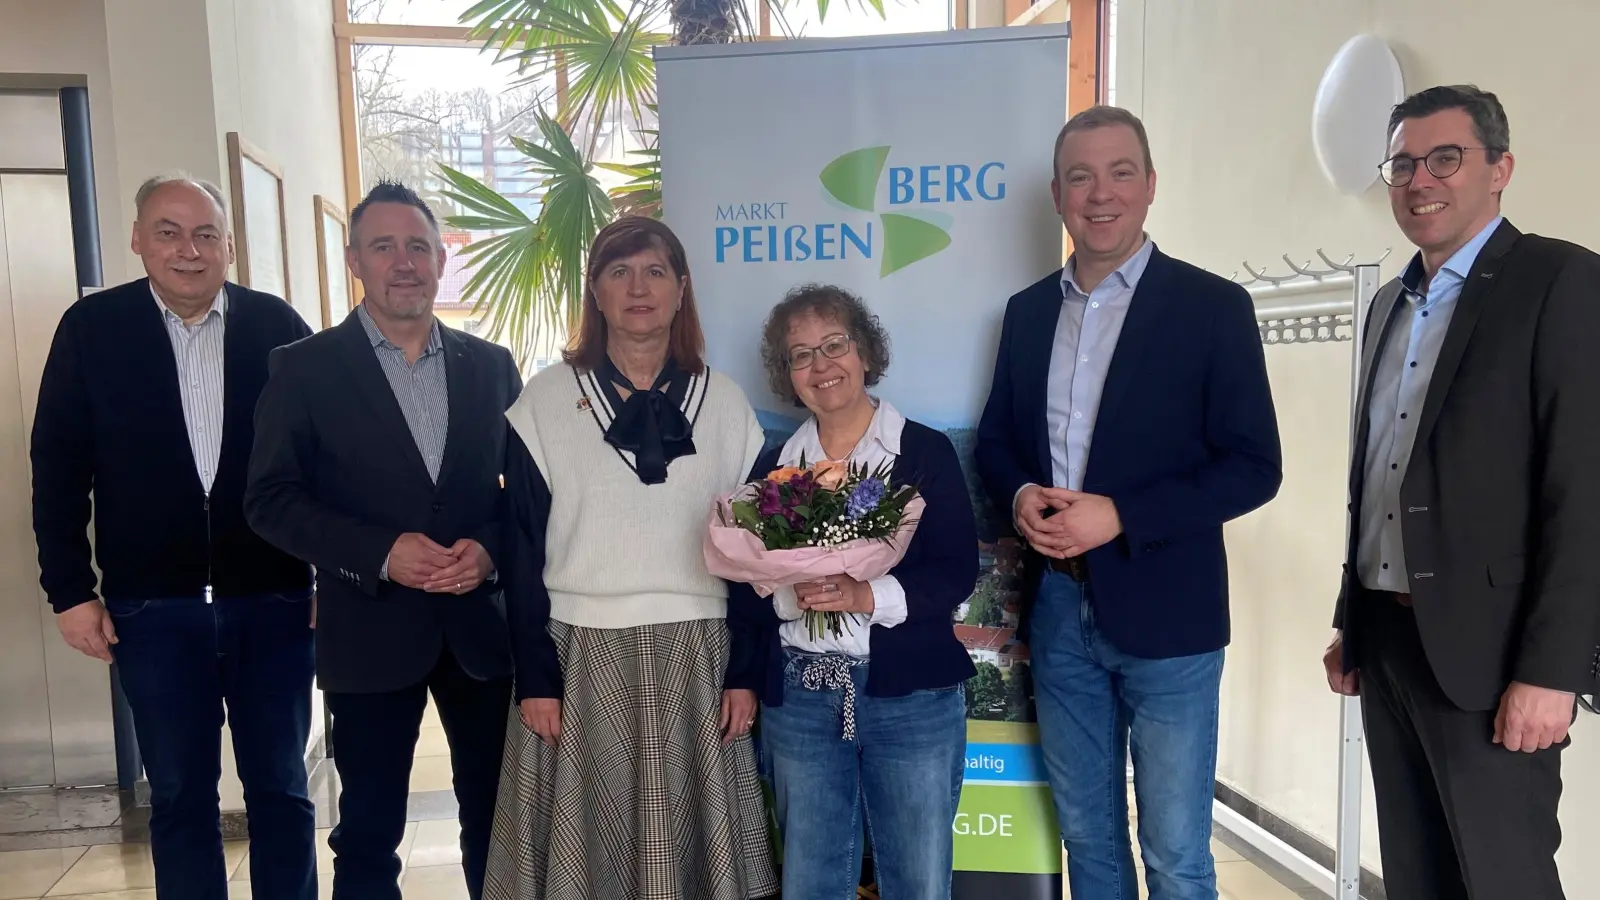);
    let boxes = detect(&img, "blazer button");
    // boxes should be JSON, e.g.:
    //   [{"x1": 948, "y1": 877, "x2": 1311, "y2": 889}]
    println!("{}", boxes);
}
[{"x1": 432, "y1": 502, "x2": 442, "y2": 512}]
